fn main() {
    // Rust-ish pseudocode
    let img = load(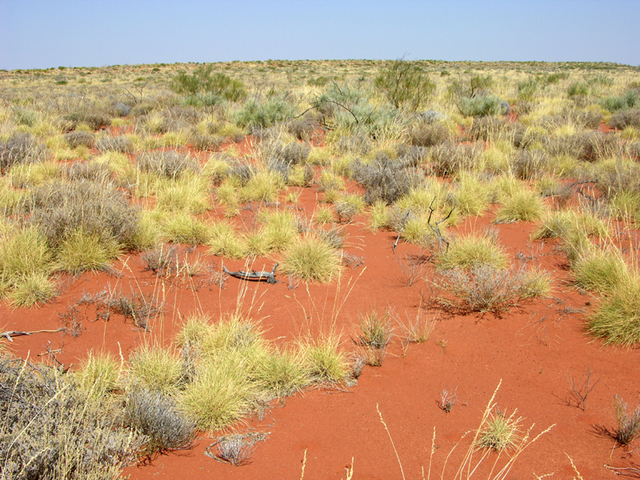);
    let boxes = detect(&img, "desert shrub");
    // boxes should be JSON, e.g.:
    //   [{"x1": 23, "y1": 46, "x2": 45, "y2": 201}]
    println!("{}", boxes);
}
[
  {"x1": 457, "y1": 95, "x2": 505, "y2": 117},
  {"x1": 0, "y1": 132, "x2": 49, "y2": 171},
  {"x1": 98, "y1": 288, "x2": 164, "y2": 330},
  {"x1": 467, "y1": 116, "x2": 513, "y2": 141},
  {"x1": 191, "y1": 133, "x2": 223, "y2": 151},
  {"x1": 567, "y1": 81, "x2": 590, "y2": 98},
  {"x1": 548, "y1": 132, "x2": 621, "y2": 162},
  {"x1": 96, "y1": 135, "x2": 134, "y2": 153},
  {"x1": 439, "y1": 233, "x2": 507, "y2": 270},
  {"x1": 137, "y1": 150, "x2": 200, "y2": 179},
  {"x1": 65, "y1": 160, "x2": 111, "y2": 182},
  {"x1": 287, "y1": 115, "x2": 318, "y2": 140},
  {"x1": 608, "y1": 109, "x2": 640, "y2": 129},
  {"x1": 408, "y1": 123, "x2": 452, "y2": 147},
  {"x1": 141, "y1": 245, "x2": 179, "y2": 275},
  {"x1": 125, "y1": 387, "x2": 196, "y2": 456},
  {"x1": 351, "y1": 155, "x2": 421, "y2": 204},
  {"x1": 374, "y1": 59, "x2": 436, "y2": 111},
  {"x1": 512, "y1": 149, "x2": 550, "y2": 180},
  {"x1": 429, "y1": 142, "x2": 482, "y2": 176},
  {"x1": 63, "y1": 110, "x2": 112, "y2": 130},
  {"x1": 114, "y1": 102, "x2": 132, "y2": 117},
  {"x1": 27, "y1": 179, "x2": 140, "y2": 250},
  {"x1": 63, "y1": 130, "x2": 96, "y2": 148},
  {"x1": 612, "y1": 396, "x2": 640, "y2": 445},
  {"x1": 170, "y1": 66, "x2": 246, "y2": 102},
  {"x1": 235, "y1": 97, "x2": 295, "y2": 130},
  {"x1": 518, "y1": 78, "x2": 539, "y2": 100},
  {"x1": 0, "y1": 355, "x2": 143, "y2": 479},
  {"x1": 602, "y1": 90, "x2": 639, "y2": 113},
  {"x1": 430, "y1": 264, "x2": 550, "y2": 314},
  {"x1": 281, "y1": 235, "x2": 341, "y2": 282},
  {"x1": 336, "y1": 133, "x2": 373, "y2": 155}
]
